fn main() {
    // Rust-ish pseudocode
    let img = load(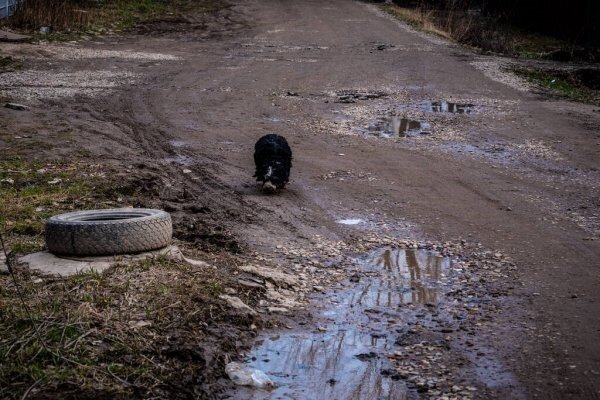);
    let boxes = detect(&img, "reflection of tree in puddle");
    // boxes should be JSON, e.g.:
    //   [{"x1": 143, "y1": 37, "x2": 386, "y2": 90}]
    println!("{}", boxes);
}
[
  {"x1": 245, "y1": 325, "x2": 404, "y2": 399},
  {"x1": 238, "y1": 248, "x2": 449, "y2": 400},
  {"x1": 365, "y1": 248, "x2": 448, "y2": 305}
]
